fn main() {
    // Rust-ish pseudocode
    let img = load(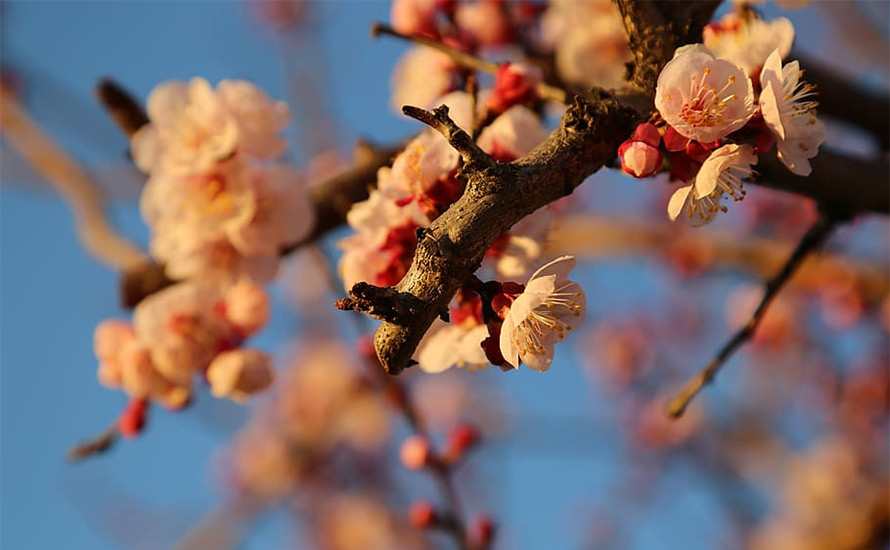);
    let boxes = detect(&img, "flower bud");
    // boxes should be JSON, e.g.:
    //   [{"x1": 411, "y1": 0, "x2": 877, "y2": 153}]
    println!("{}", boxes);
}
[
  {"x1": 399, "y1": 435, "x2": 432, "y2": 470},
  {"x1": 486, "y1": 62, "x2": 542, "y2": 114},
  {"x1": 619, "y1": 141, "x2": 663, "y2": 178},
  {"x1": 469, "y1": 514, "x2": 496, "y2": 549},
  {"x1": 118, "y1": 399, "x2": 148, "y2": 439},
  {"x1": 445, "y1": 422, "x2": 480, "y2": 463},
  {"x1": 409, "y1": 500, "x2": 438, "y2": 529}
]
